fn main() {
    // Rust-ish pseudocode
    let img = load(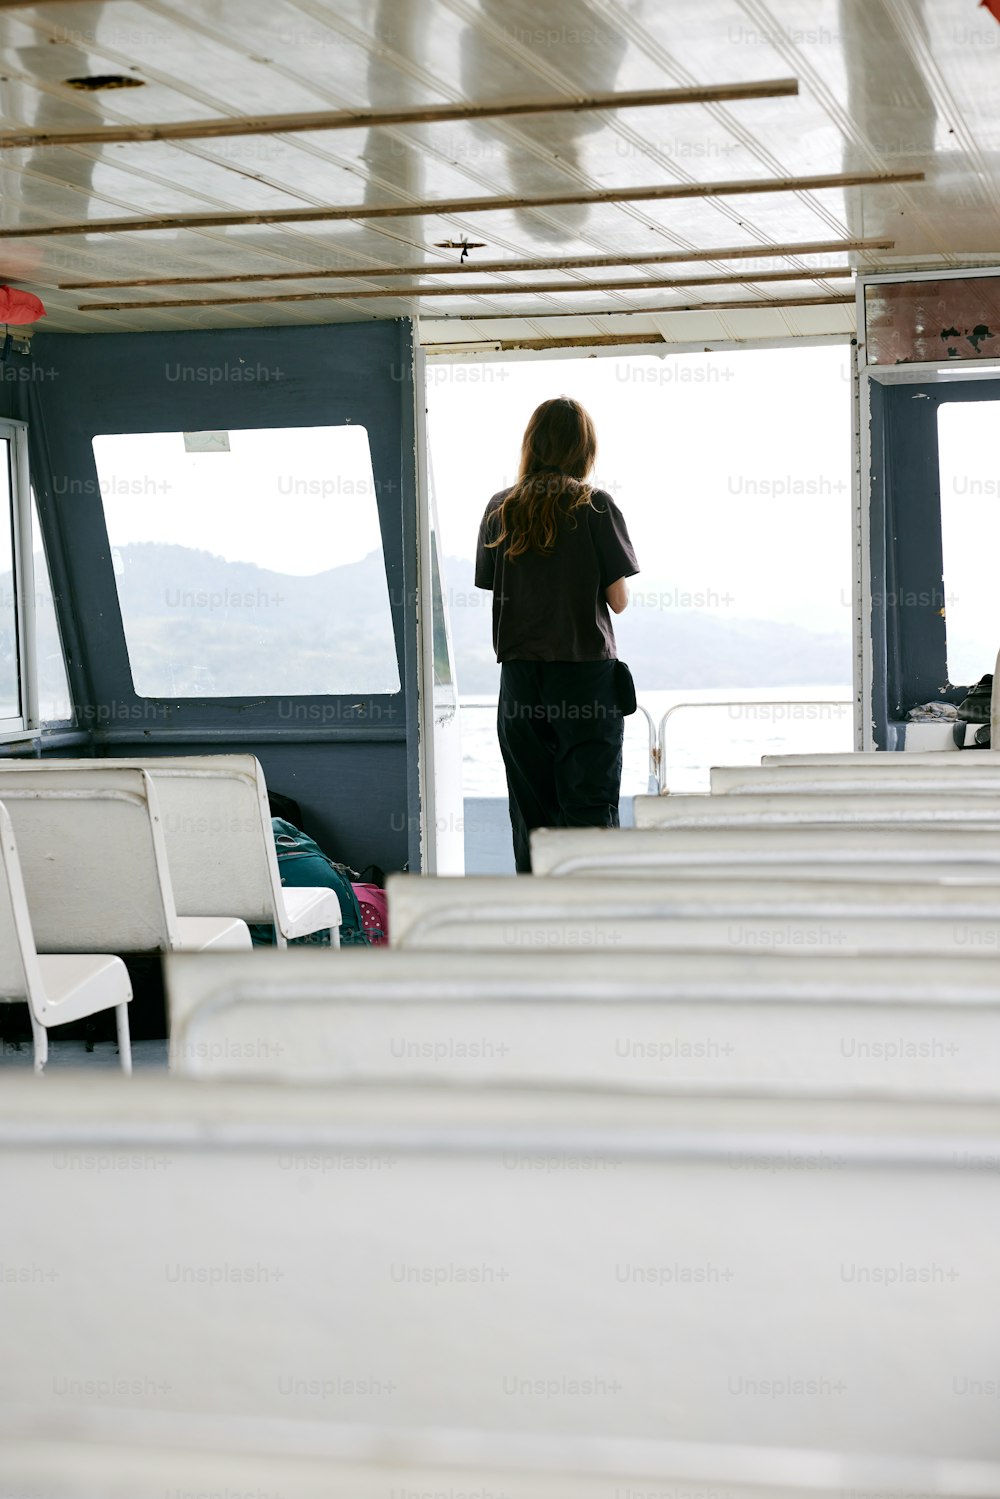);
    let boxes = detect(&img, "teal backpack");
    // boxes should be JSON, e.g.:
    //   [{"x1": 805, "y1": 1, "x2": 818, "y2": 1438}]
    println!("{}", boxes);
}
[{"x1": 249, "y1": 817, "x2": 370, "y2": 947}]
